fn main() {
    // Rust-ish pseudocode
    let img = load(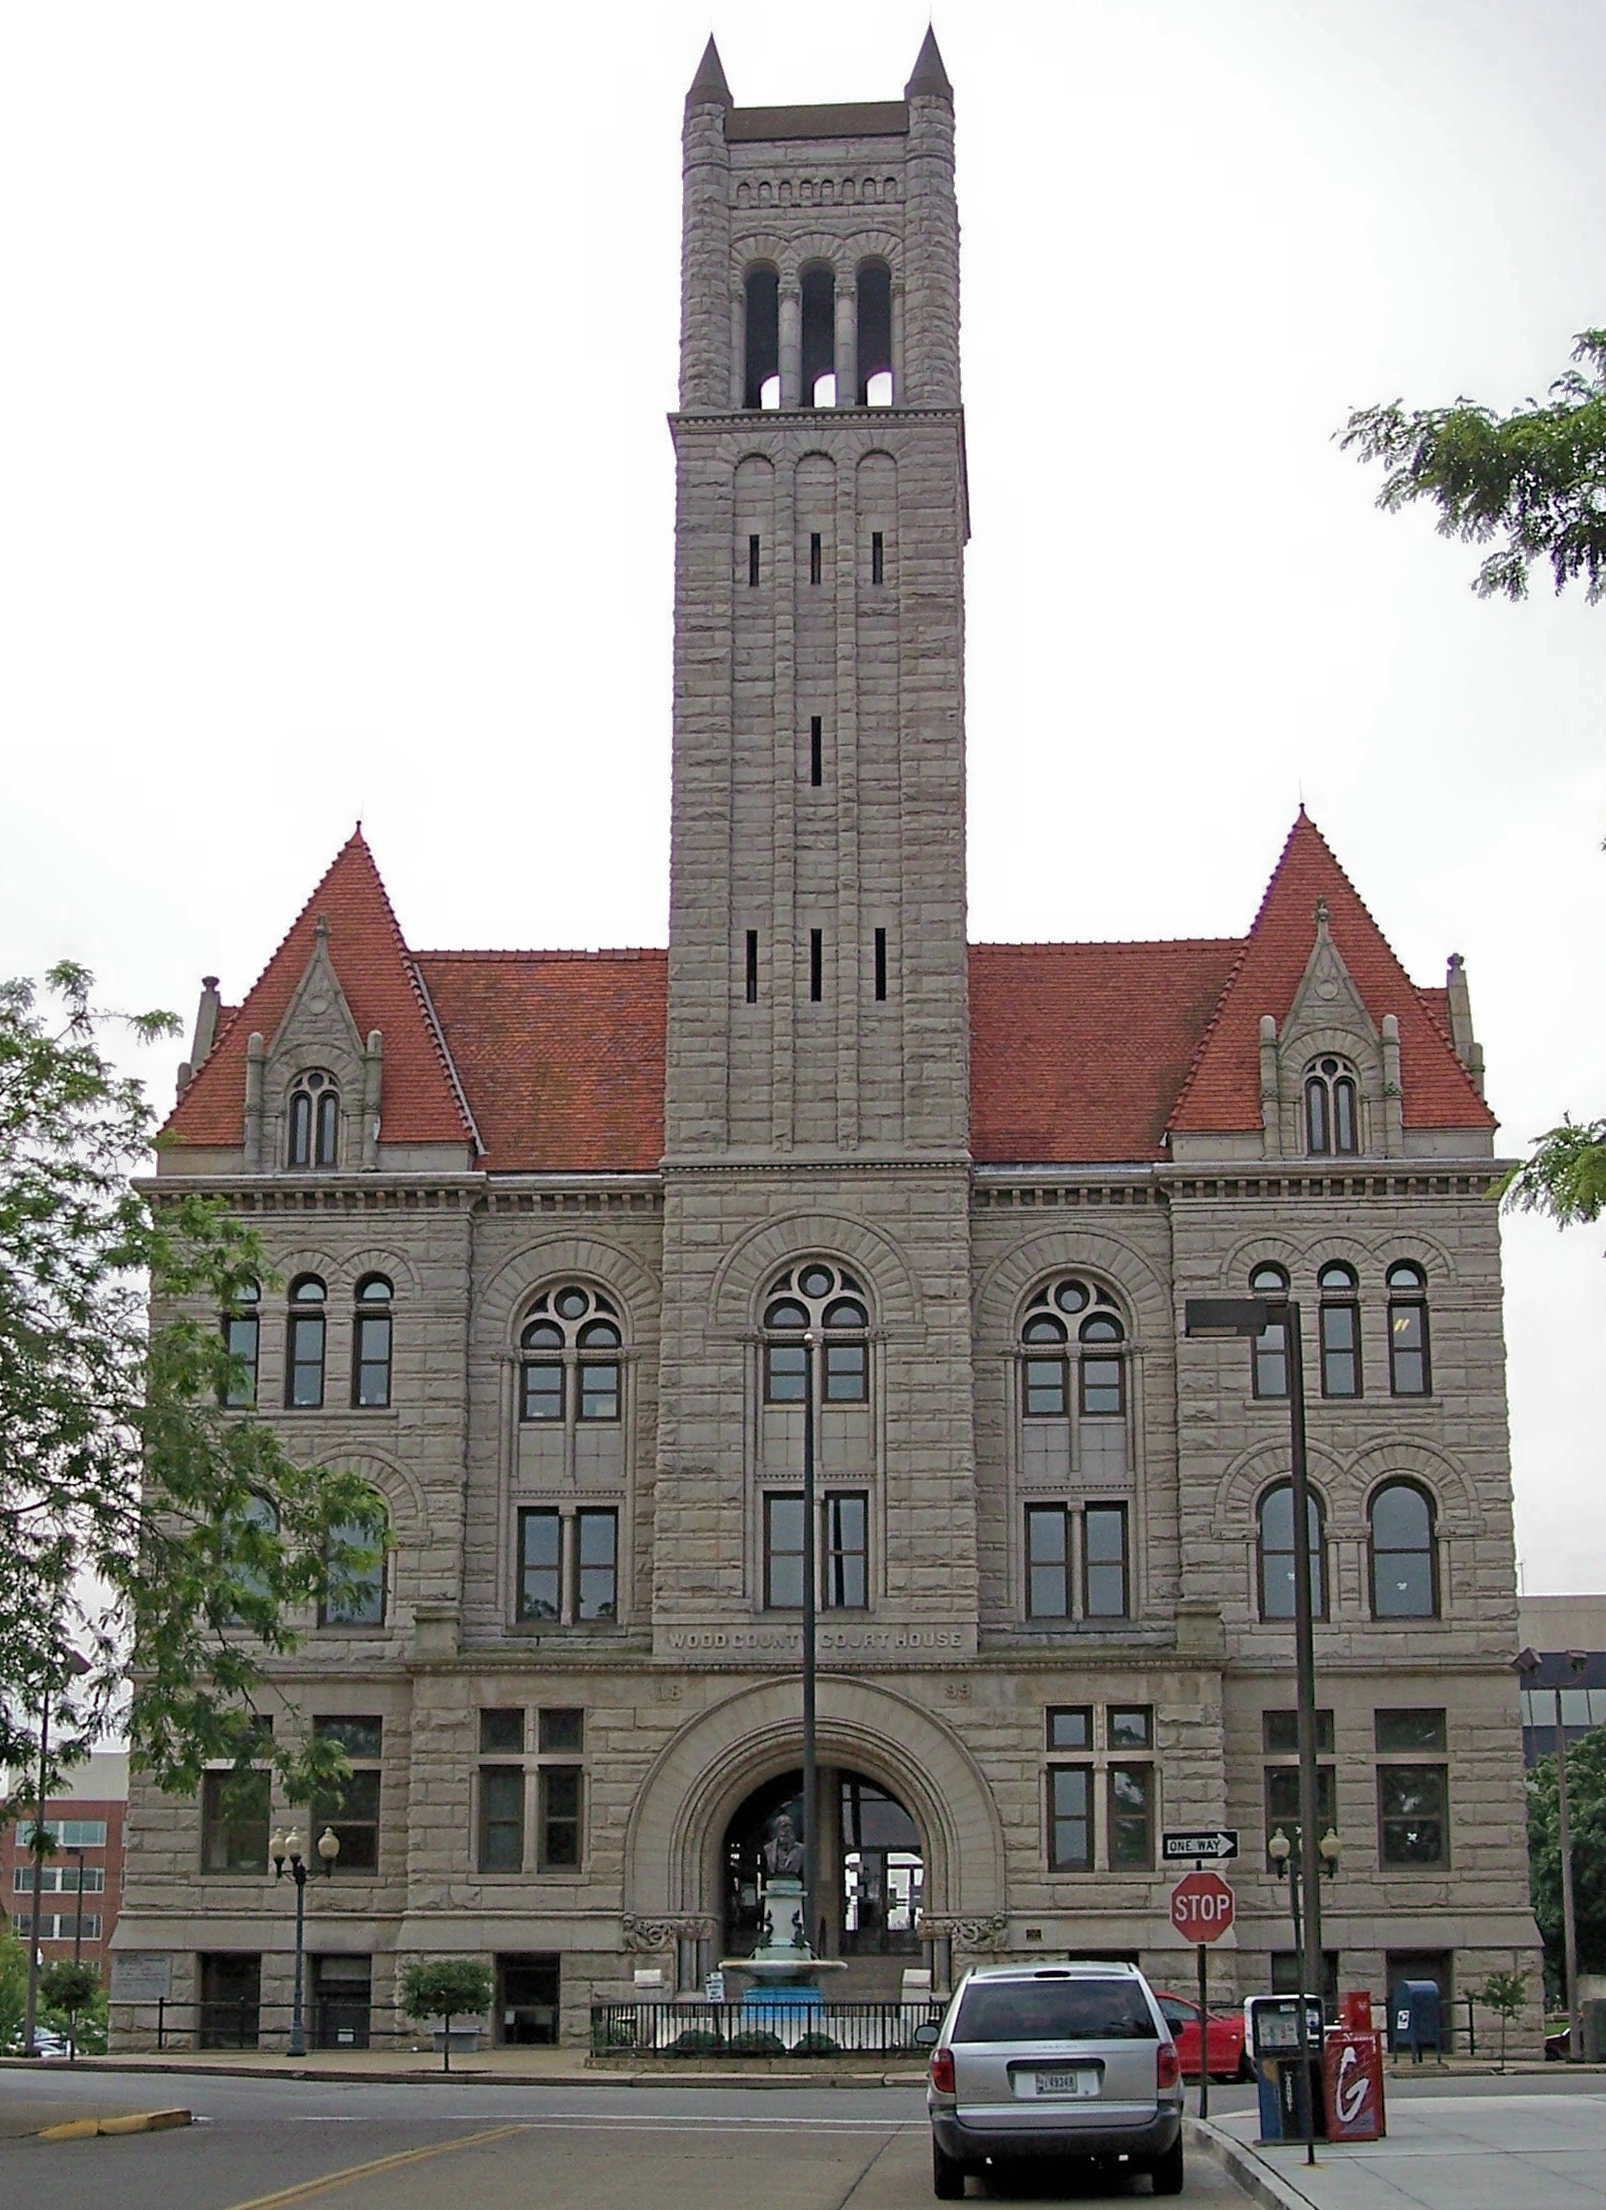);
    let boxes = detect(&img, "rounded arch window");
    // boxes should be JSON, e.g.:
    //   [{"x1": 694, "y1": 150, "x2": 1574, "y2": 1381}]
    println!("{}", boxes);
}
[
  {"x1": 1248, "y1": 1263, "x2": 1290, "y2": 1399},
  {"x1": 1318, "y1": 1261, "x2": 1362, "y2": 1397},
  {"x1": 352, "y1": 1275, "x2": 393, "y2": 1409},
  {"x1": 286, "y1": 1275, "x2": 327, "y2": 1408},
  {"x1": 1369, "y1": 1479, "x2": 1438, "y2": 1618},
  {"x1": 1257, "y1": 1481, "x2": 1326, "y2": 1621},
  {"x1": 856, "y1": 257, "x2": 893, "y2": 405},
  {"x1": 518, "y1": 1284, "x2": 623, "y2": 1424},
  {"x1": 288, "y1": 1070, "x2": 340, "y2": 1170},
  {"x1": 800, "y1": 260, "x2": 837, "y2": 408},
  {"x1": 289, "y1": 1273, "x2": 326, "y2": 1303},
  {"x1": 1385, "y1": 1262, "x2": 1431, "y2": 1395},
  {"x1": 762, "y1": 1262, "x2": 870, "y2": 1404},
  {"x1": 221, "y1": 1278, "x2": 261, "y2": 1408},
  {"x1": 743, "y1": 262, "x2": 780, "y2": 410},
  {"x1": 1019, "y1": 1279, "x2": 1127, "y2": 1421},
  {"x1": 1304, "y1": 1055, "x2": 1358, "y2": 1157}
]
